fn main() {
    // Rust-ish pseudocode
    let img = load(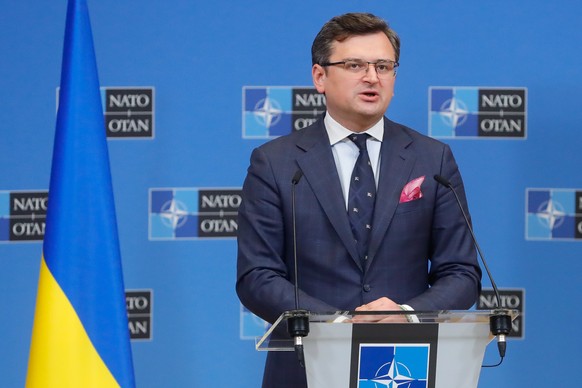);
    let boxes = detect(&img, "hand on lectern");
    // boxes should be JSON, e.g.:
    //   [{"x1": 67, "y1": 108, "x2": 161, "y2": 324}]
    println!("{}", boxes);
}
[{"x1": 351, "y1": 297, "x2": 408, "y2": 323}]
